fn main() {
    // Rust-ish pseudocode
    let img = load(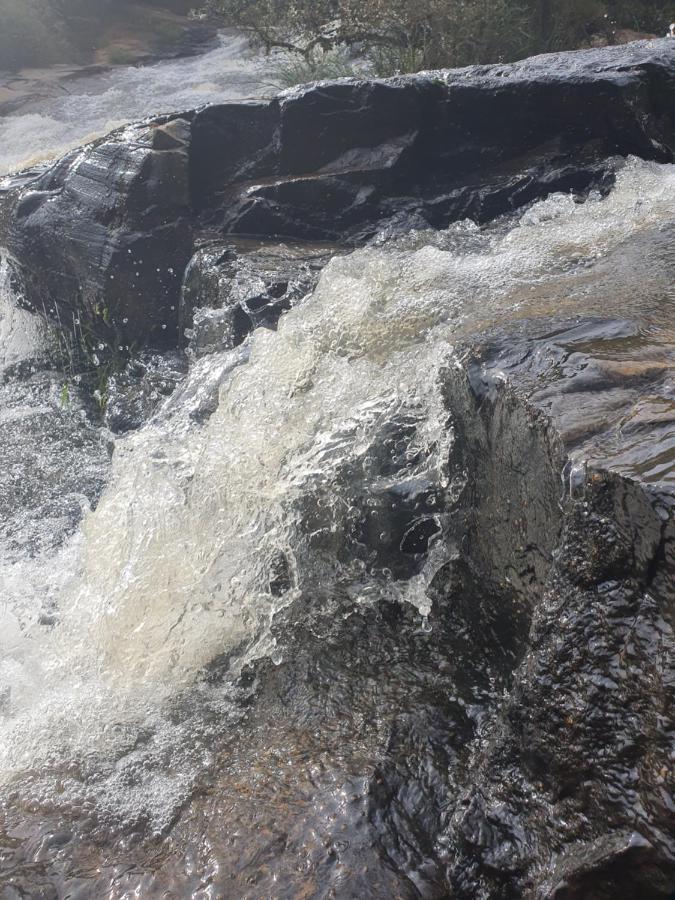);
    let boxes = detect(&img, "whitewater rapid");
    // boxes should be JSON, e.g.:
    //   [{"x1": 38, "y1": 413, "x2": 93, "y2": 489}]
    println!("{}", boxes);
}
[
  {"x1": 0, "y1": 158, "x2": 673, "y2": 830},
  {"x1": 0, "y1": 31, "x2": 273, "y2": 176}
]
